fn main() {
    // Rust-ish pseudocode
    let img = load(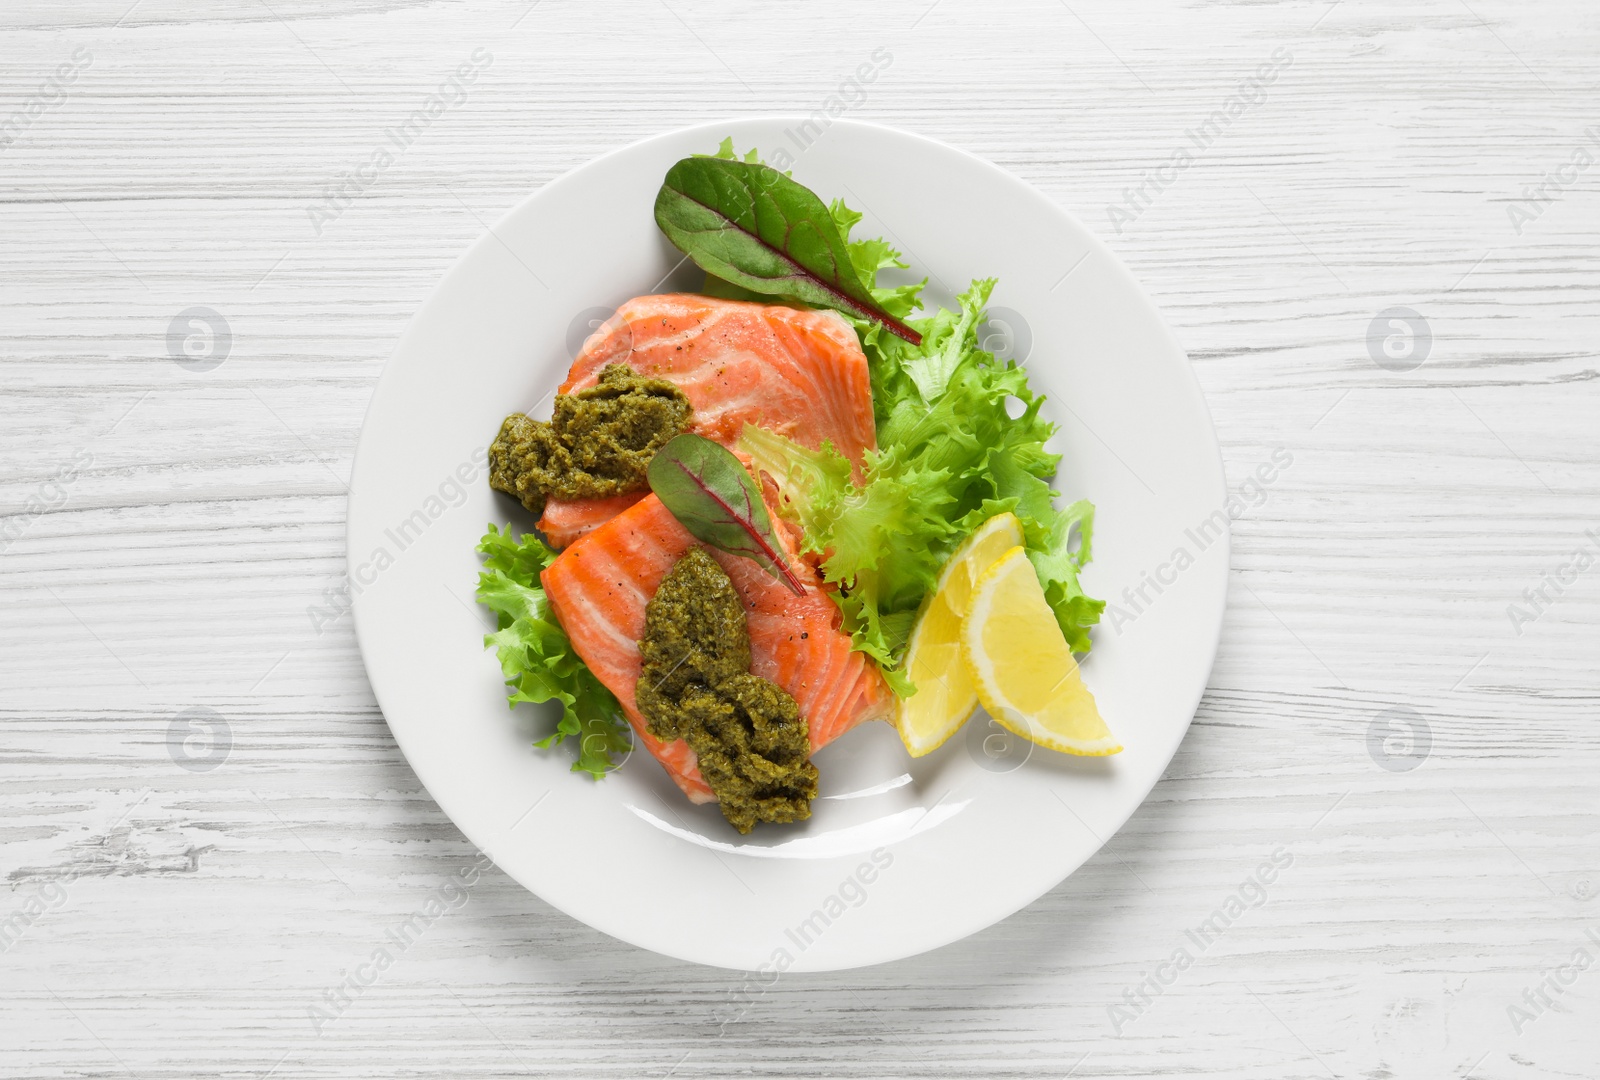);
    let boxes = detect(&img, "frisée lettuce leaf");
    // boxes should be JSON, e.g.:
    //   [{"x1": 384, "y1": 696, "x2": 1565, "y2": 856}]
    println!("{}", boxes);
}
[
  {"x1": 740, "y1": 209, "x2": 1105, "y2": 694},
  {"x1": 476, "y1": 524, "x2": 632, "y2": 778}
]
